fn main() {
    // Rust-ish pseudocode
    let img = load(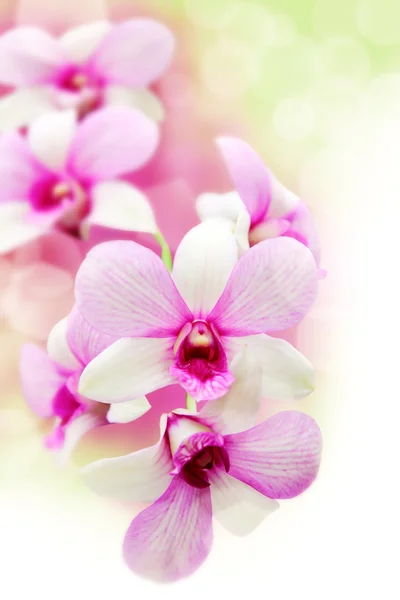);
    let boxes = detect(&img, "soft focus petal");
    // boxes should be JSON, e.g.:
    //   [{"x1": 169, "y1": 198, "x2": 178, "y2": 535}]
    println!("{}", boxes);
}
[
  {"x1": 196, "y1": 190, "x2": 246, "y2": 224},
  {"x1": 90, "y1": 19, "x2": 174, "y2": 87},
  {"x1": 57, "y1": 412, "x2": 107, "y2": 466},
  {"x1": 0, "y1": 203, "x2": 44, "y2": 254},
  {"x1": 123, "y1": 475, "x2": 212, "y2": 582},
  {"x1": 0, "y1": 27, "x2": 66, "y2": 86},
  {"x1": 81, "y1": 424, "x2": 173, "y2": 502},
  {"x1": 16, "y1": 0, "x2": 108, "y2": 31},
  {"x1": 210, "y1": 470, "x2": 278, "y2": 536},
  {"x1": 47, "y1": 316, "x2": 81, "y2": 370},
  {"x1": 231, "y1": 334, "x2": 315, "y2": 400},
  {"x1": 66, "y1": 304, "x2": 117, "y2": 365},
  {"x1": 59, "y1": 21, "x2": 112, "y2": 64},
  {"x1": 267, "y1": 174, "x2": 299, "y2": 219},
  {"x1": 234, "y1": 210, "x2": 251, "y2": 255},
  {"x1": 19, "y1": 344, "x2": 65, "y2": 417},
  {"x1": 216, "y1": 136, "x2": 271, "y2": 225},
  {"x1": 67, "y1": 106, "x2": 159, "y2": 181},
  {"x1": 79, "y1": 337, "x2": 175, "y2": 403},
  {"x1": 28, "y1": 110, "x2": 76, "y2": 171},
  {"x1": 286, "y1": 201, "x2": 321, "y2": 265},
  {"x1": 105, "y1": 86, "x2": 165, "y2": 122},
  {"x1": 199, "y1": 347, "x2": 262, "y2": 434},
  {"x1": 0, "y1": 88, "x2": 54, "y2": 132},
  {"x1": 172, "y1": 220, "x2": 238, "y2": 318},
  {"x1": 75, "y1": 240, "x2": 192, "y2": 337},
  {"x1": 208, "y1": 237, "x2": 318, "y2": 334},
  {"x1": 84, "y1": 181, "x2": 157, "y2": 236},
  {"x1": 225, "y1": 411, "x2": 322, "y2": 499},
  {"x1": 106, "y1": 397, "x2": 151, "y2": 424},
  {"x1": 0, "y1": 132, "x2": 49, "y2": 203},
  {"x1": 248, "y1": 218, "x2": 291, "y2": 244}
]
